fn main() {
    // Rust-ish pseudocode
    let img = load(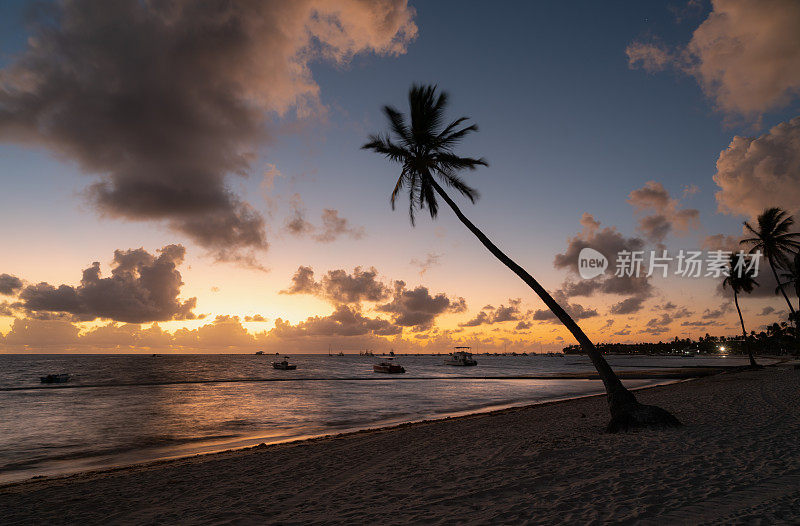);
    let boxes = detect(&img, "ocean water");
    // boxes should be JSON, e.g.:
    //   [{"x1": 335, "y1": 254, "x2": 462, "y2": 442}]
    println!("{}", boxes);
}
[{"x1": 0, "y1": 353, "x2": 753, "y2": 484}]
